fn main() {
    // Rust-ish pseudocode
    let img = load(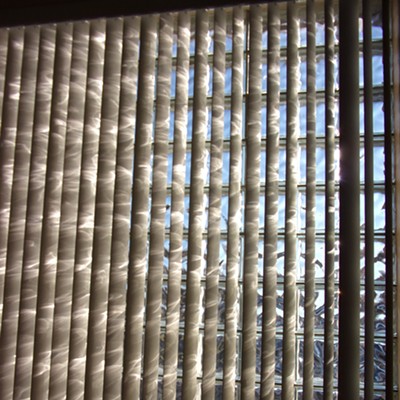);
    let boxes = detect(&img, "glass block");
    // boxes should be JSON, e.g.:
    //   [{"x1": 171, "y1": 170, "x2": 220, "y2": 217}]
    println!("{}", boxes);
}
[
  {"x1": 276, "y1": 289, "x2": 284, "y2": 329},
  {"x1": 280, "y1": 59, "x2": 287, "y2": 92},
  {"x1": 224, "y1": 108, "x2": 231, "y2": 140},
  {"x1": 257, "y1": 287, "x2": 263, "y2": 328},
  {"x1": 171, "y1": 65, "x2": 177, "y2": 98},
  {"x1": 159, "y1": 331, "x2": 166, "y2": 374},
  {"x1": 187, "y1": 108, "x2": 193, "y2": 140},
  {"x1": 277, "y1": 239, "x2": 285, "y2": 278},
  {"x1": 275, "y1": 337, "x2": 284, "y2": 381},
  {"x1": 279, "y1": 148, "x2": 286, "y2": 181},
  {"x1": 299, "y1": 145, "x2": 326, "y2": 184},
  {"x1": 296, "y1": 388, "x2": 324, "y2": 400},
  {"x1": 256, "y1": 334, "x2": 262, "y2": 375},
  {"x1": 216, "y1": 334, "x2": 224, "y2": 375},
  {"x1": 163, "y1": 240, "x2": 169, "y2": 275},
  {"x1": 169, "y1": 110, "x2": 175, "y2": 140},
  {"x1": 373, "y1": 340, "x2": 386, "y2": 385},
  {"x1": 372, "y1": 12, "x2": 383, "y2": 40},
  {"x1": 278, "y1": 194, "x2": 286, "y2": 230},
  {"x1": 360, "y1": 289, "x2": 386, "y2": 334},
  {"x1": 188, "y1": 65, "x2": 195, "y2": 97},
  {"x1": 215, "y1": 382, "x2": 223, "y2": 398},
  {"x1": 260, "y1": 148, "x2": 266, "y2": 183},
  {"x1": 280, "y1": 104, "x2": 287, "y2": 138},
  {"x1": 222, "y1": 150, "x2": 230, "y2": 184},
  {"x1": 373, "y1": 239, "x2": 386, "y2": 282},
  {"x1": 225, "y1": 64, "x2": 232, "y2": 95},
  {"x1": 374, "y1": 393, "x2": 386, "y2": 400},
  {"x1": 359, "y1": 101, "x2": 384, "y2": 134},
  {"x1": 299, "y1": 54, "x2": 328, "y2": 92},
  {"x1": 161, "y1": 283, "x2": 168, "y2": 319},
  {"x1": 374, "y1": 191, "x2": 386, "y2": 231},
  {"x1": 262, "y1": 61, "x2": 267, "y2": 93}
]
